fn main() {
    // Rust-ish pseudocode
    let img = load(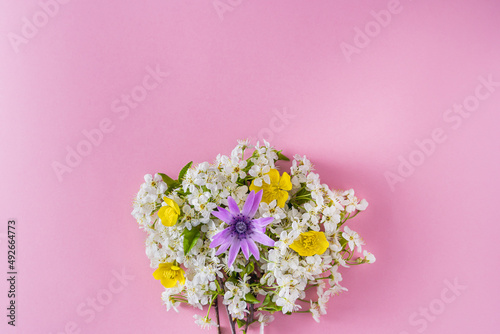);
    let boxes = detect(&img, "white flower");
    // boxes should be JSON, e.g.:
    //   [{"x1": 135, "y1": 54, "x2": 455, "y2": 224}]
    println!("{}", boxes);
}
[
  {"x1": 342, "y1": 189, "x2": 368, "y2": 213},
  {"x1": 224, "y1": 281, "x2": 242, "y2": 302},
  {"x1": 276, "y1": 295, "x2": 301, "y2": 314},
  {"x1": 238, "y1": 274, "x2": 251, "y2": 295},
  {"x1": 161, "y1": 287, "x2": 182, "y2": 312},
  {"x1": 291, "y1": 155, "x2": 313, "y2": 185},
  {"x1": 274, "y1": 230, "x2": 300, "y2": 256},
  {"x1": 248, "y1": 164, "x2": 271, "y2": 187},
  {"x1": 299, "y1": 255, "x2": 323, "y2": 280},
  {"x1": 309, "y1": 301, "x2": 321, "y2": 322},
  {"x1": 228, "y1": 185, "x2": 249, "y2": 207},
  {"x1": 231, "y1": 139, "x2": 250, "y2": 160},
  {"x1": 328, "y1": 265, "x2": 343, "y2": 285},
  {"x1": 329, "y1": 284, "x2": 348, "y2": 295},
  {"x1": 228, "y1": 300, "x2": 248, "y2": 319},
  {"x1": 259, "y1": 200, "x2": 287, "y2": 222},
  {"x1": 301, "y1": 202, "x2": 319, "y2": 226},
  {"x1": 317, "y1": 292, "x2": 330, "y2": 314},
  {"x1": 257, "y1": 312, "x2": 274, "y2": 334},
  {"x1": 321, "y1": 205, "x2": 340, "y2": 235},
  {"x1": 363, "y1": 250, "x2": 376, "y2": 263},
  {"x1": 342, "y1": 226, "x2": 364, "y2": 252},
  {"x1": 193, "y1": 314, "x2": 218, "y2": 329}
]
